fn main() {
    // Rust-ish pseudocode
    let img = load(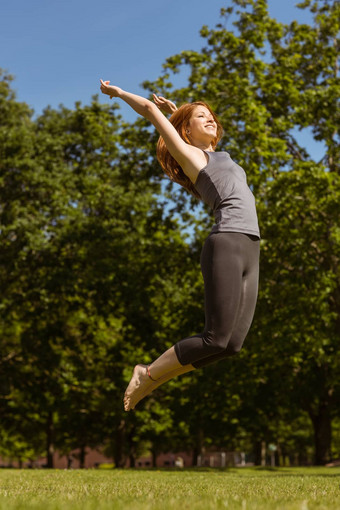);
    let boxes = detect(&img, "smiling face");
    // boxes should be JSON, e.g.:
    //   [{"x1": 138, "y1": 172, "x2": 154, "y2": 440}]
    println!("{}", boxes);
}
[{"x1": 187, "y1": 106, "x2": 217, "y2": 149}]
